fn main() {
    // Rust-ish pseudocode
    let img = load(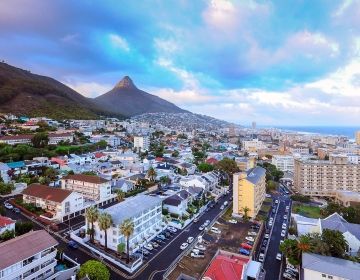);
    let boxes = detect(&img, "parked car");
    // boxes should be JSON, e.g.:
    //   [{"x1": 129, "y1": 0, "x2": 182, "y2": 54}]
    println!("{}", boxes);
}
[
  {"x1": 281, "y1": 230, "x2": 286, "y2": 237},
  {"x1": 187, "y1": 236, "x2": 194, "y2": 243},
  {"x1": 264, "y1": 233, "x2": 270, "y2": 239},
  {"x1": 282, "y1": 223, "x2": 287, "y2": 229},
  {"x1": 283, "y1": 273, "x2": 296, "y2": 280},
  {"x1": 192, "y1": 248, "x2": 204, "y2": 255},
  {"x1": 284, "y1": 269, "x2": 298, "y2": 277},
  {"x1": 276, "y1": 253, "x2": 282, "y2": 260},
  {"x1": 151, "y1": 241, "x2": 159, "y2": 248},
  {"x1": 258, "y1": 253, "x2": 265, "y2": 262},
  {"x1": 265, "y1": 194, "x2": 271, "y2": 198},
  {"x1": 68, "y1": 240, "x2": 79, "y2": 249},
  {"x1": 191, "y1": 252, "x2": 205, "y2": 258},
  {"x1": 248, "y1": 231, "x2": 257, "y2": 236},
  {"x1": 245, "y1": 236, "x2": 255, "y2": 242},
  {"x1": 144, "y1": 243, "x2": 153, "y2": 251},
  {"x1": 204, "y1": 220, "x2": 210, "y2": 226},
  {"x1": 210, "y1": 227, "x2": 221, "y2": 234},
  {"x1": 286, "y1": 264, "x2": 299, "y2": 273},
  {"x1": 164, "y1": 231, "x2": 171, "y2": 238},
  {"x1": 141, "y1": 248, "x2": 150, "y2": 256},
  {"x1": 180, "y1": 243, "x2": 189, "y2": 250},
  {"x1": 228, "y1": 219, "x2": 237, "y2": 224},
  {"x1": 194, "y1": 244, "x2": 206, "y2": 251},
  {"x1": 284, "y1": 215, "x2": 288, "y2": 219},
  {"x1": 239, "y1": 248, "x2": 250, "y2": 256},
  {"x1": 275, "y1": 200, "x2": 279, "y2": 204},
  {"x1": 220, "y1": 205, "x2": 225, "y2": 210},
  {"x1": 199, "y1": 225, "x2": 205, "y2": 231},
  {"x1": 262, "y1": 239, "x2": 268, "y2": 246},
  {"x1": 240, "y1": 243, "x2": 252, "y2": 250},
  {"x1": 157, "y1": 234, "x2": 166, "y2": 240},
  {"x1": 246, "y1": 240, "x2": 254, "y2": 246},
  {"x1": 260, "y1": 246, "x2": 266, "y2": 252},
  {"x1": 4, "y1": 203, "x2": 13, "y2": 210},
  {"x1": 12, "y1": 207, "x2": 20, "y2": 213},
  {"x1": 194, "y1": 217, "x2": 199, "y2": 223}
]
